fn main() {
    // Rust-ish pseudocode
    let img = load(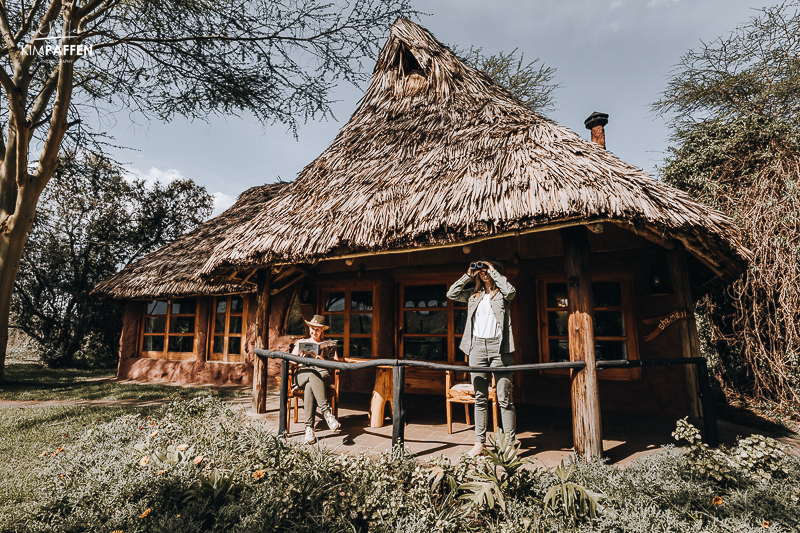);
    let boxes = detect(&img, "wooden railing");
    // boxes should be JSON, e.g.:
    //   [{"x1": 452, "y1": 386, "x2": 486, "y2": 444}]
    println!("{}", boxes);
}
[{"x1": 254, "y1": 349, "x2": 719, "y2": 451}]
